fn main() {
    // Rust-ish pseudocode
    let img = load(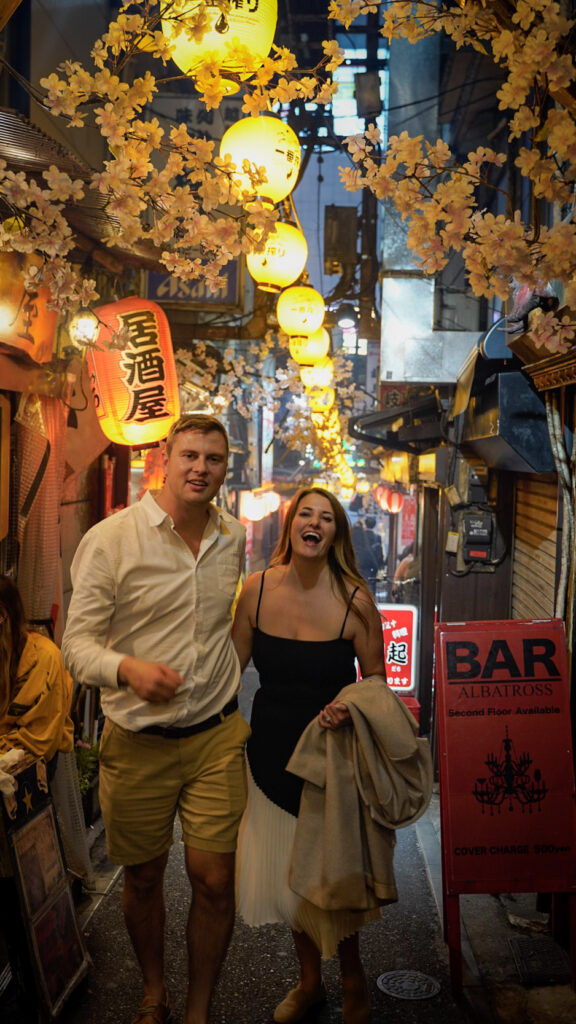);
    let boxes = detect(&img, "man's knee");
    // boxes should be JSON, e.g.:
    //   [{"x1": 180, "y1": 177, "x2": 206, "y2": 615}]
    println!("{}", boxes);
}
[
  {"x1": 185, "y1": 848, "x2": 235, "y2": 901},
  {"x1": 124, "y1": 851, "x2": 169, "y2": 895}
]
